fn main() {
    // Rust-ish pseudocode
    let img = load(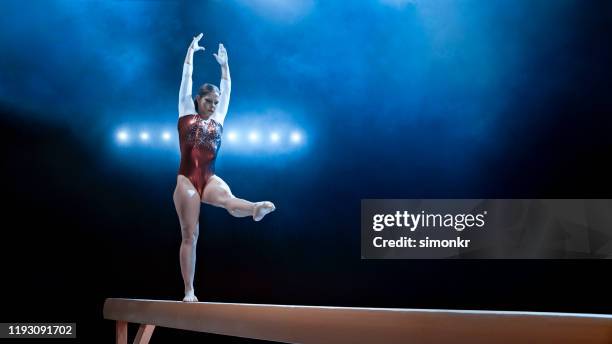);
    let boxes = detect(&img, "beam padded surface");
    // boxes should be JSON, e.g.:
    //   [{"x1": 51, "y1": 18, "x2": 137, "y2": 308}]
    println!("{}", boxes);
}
[{"x1": 103, "y1": 298, "x2": 612, "y2": 344}]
